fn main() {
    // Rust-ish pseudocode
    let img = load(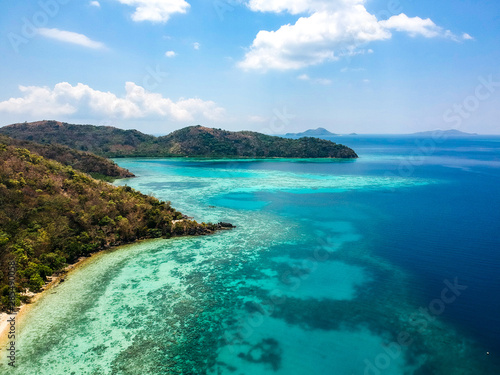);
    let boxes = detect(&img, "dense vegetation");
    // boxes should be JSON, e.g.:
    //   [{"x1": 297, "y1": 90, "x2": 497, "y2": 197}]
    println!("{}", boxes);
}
[
  {"x1": 0, "y1": 121, "x2": 155, "y2": 156},
  {"x1": 0, "y1": 121, "x2": 358, "y2": 158},
  {"x1": 0, "y1": 134, "x2": 134, "y2": 181},
  {"x1": 0, "y1": 144, "x2": 221, "y2": 311},
  {"x1": 157, "y1": 126, "x2": 358, "y2": 158}
]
